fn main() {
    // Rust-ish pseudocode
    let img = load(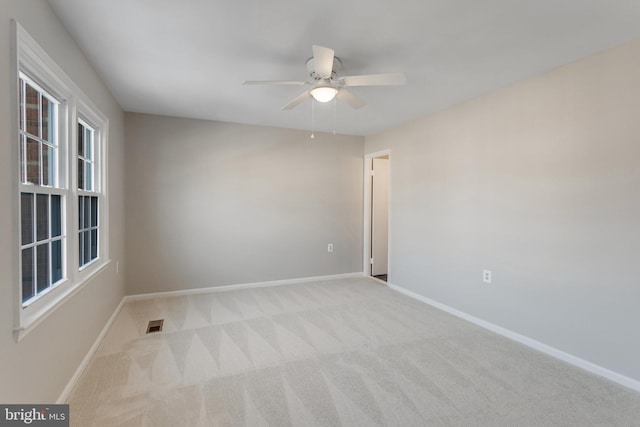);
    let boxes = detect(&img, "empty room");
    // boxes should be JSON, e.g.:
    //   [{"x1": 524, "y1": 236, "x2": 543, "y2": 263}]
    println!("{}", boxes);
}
[{"x1": 1, "y1": 0, "x2": 640, "y2": 425}]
